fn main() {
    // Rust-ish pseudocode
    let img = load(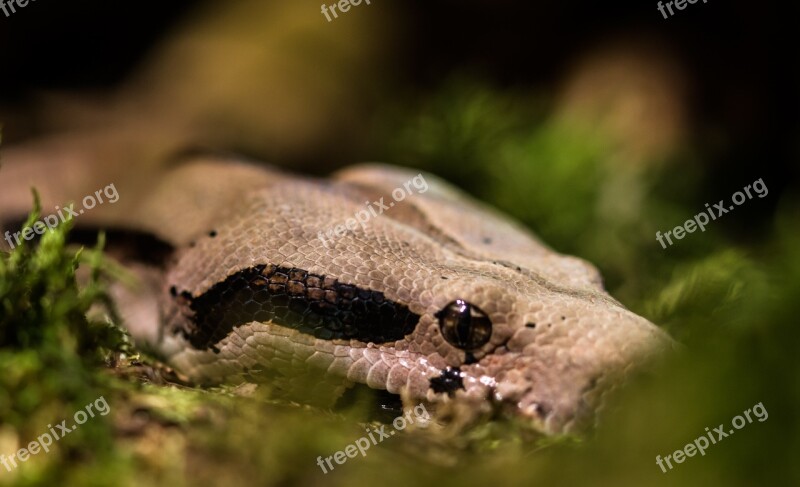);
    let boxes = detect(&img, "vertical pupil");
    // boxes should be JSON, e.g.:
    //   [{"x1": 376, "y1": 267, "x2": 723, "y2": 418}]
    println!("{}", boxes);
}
[
  {"x1": 454, "y1": 305, "x2": 472, "y2": 346},
  {"x1": 437, "y1": 300, "x2": 492, "y2": 351}
]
